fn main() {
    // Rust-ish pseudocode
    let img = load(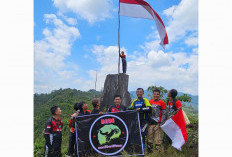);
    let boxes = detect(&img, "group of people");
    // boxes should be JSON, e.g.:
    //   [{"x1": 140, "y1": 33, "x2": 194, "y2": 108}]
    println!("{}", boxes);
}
[{"x1": 43, "y1": 88, "x2": 182, "y2": 157}]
